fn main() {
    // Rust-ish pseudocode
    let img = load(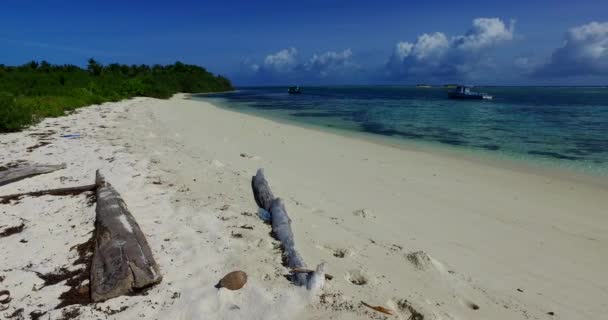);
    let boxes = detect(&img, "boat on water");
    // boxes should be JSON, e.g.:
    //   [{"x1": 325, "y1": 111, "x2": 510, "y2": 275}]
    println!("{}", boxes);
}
[
  {"x1": 448, "y1": 85, "x2": 493, "y2": 100},
  {"x1": 416, "y1": 84, "x2": 432, "y2": 88},
  {"x1": 288, "y1": 86, "x2": 302, "y2": 94}
]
